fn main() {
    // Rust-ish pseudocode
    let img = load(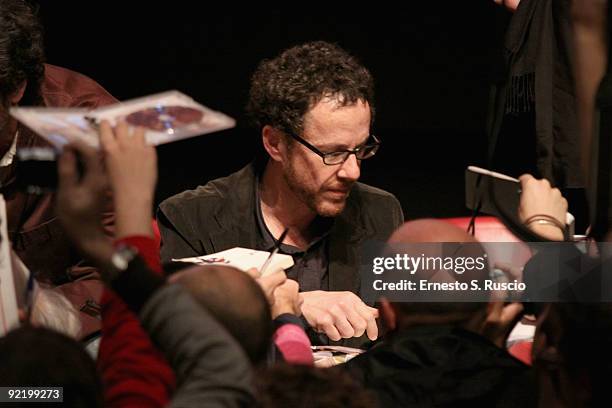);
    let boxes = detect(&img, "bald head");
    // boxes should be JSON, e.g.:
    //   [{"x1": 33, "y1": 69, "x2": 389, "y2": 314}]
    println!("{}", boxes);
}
[
  {"x1": 171, "y1": 265, "x2": 273, "y2": 364},
  {"x1": 386, "y1": 219, "x2": 489, "y2": 323},
  {"x1": 389, "y1": 219, "x2": 479, "y2": 245}
]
